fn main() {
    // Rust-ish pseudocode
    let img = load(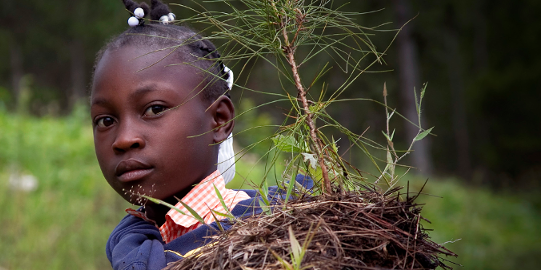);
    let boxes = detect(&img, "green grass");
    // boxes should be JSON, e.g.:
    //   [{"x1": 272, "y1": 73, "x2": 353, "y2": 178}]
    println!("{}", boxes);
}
[
  {"x1": 0, "y1": 107, "x2": 132, "y2": 269},
  {"x1": 0, "y1": 108, "x2": 540, "y2": 269},
  {"x1": 408, "y1": 176, "x2": 540, "y2": 269}
]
